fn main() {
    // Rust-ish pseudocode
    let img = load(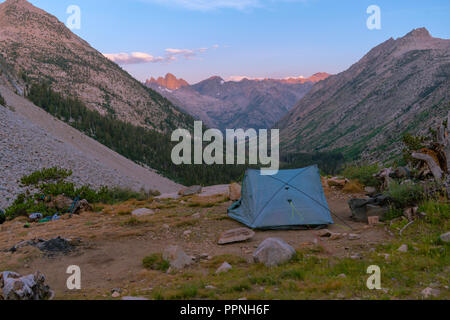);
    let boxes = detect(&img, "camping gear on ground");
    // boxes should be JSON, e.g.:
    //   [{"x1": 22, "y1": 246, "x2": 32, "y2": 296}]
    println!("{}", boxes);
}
[
  {"x1": 29, "y1": 213, "x2": 43, "y2": 222},
  {"x1": 228, "y1": 166, "x2": 334, "y2": 230},
  {"x1": 68, "y1": 196, "x2": 80, "y2": 217}
]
